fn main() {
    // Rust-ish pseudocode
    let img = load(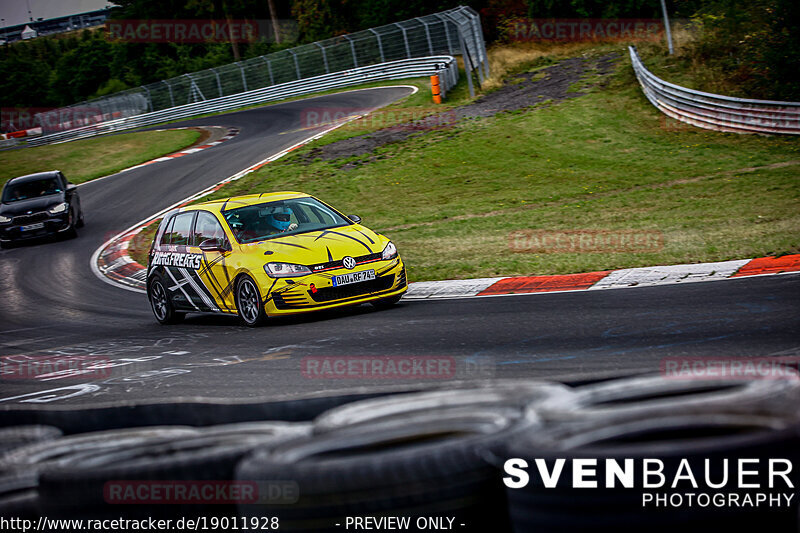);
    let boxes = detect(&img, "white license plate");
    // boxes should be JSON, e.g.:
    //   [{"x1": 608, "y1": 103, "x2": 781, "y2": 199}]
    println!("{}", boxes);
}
[
  {"x1": 21, "y1": 223, "x2": 44, "y2": 231},
  {"x1": 332, "y1": 269, "x2": 376, "y2": 287}
]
